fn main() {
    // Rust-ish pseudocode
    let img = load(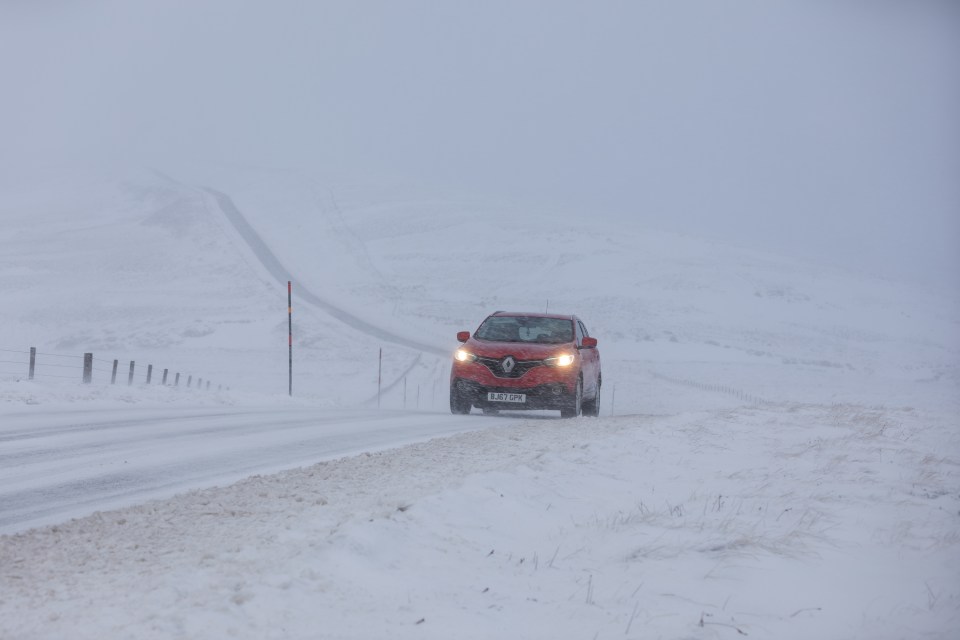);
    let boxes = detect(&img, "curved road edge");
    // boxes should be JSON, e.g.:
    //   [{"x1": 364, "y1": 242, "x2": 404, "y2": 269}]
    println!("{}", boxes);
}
[{"x1": 197, "y1": 183, "x2": 447, "y2": 358}]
